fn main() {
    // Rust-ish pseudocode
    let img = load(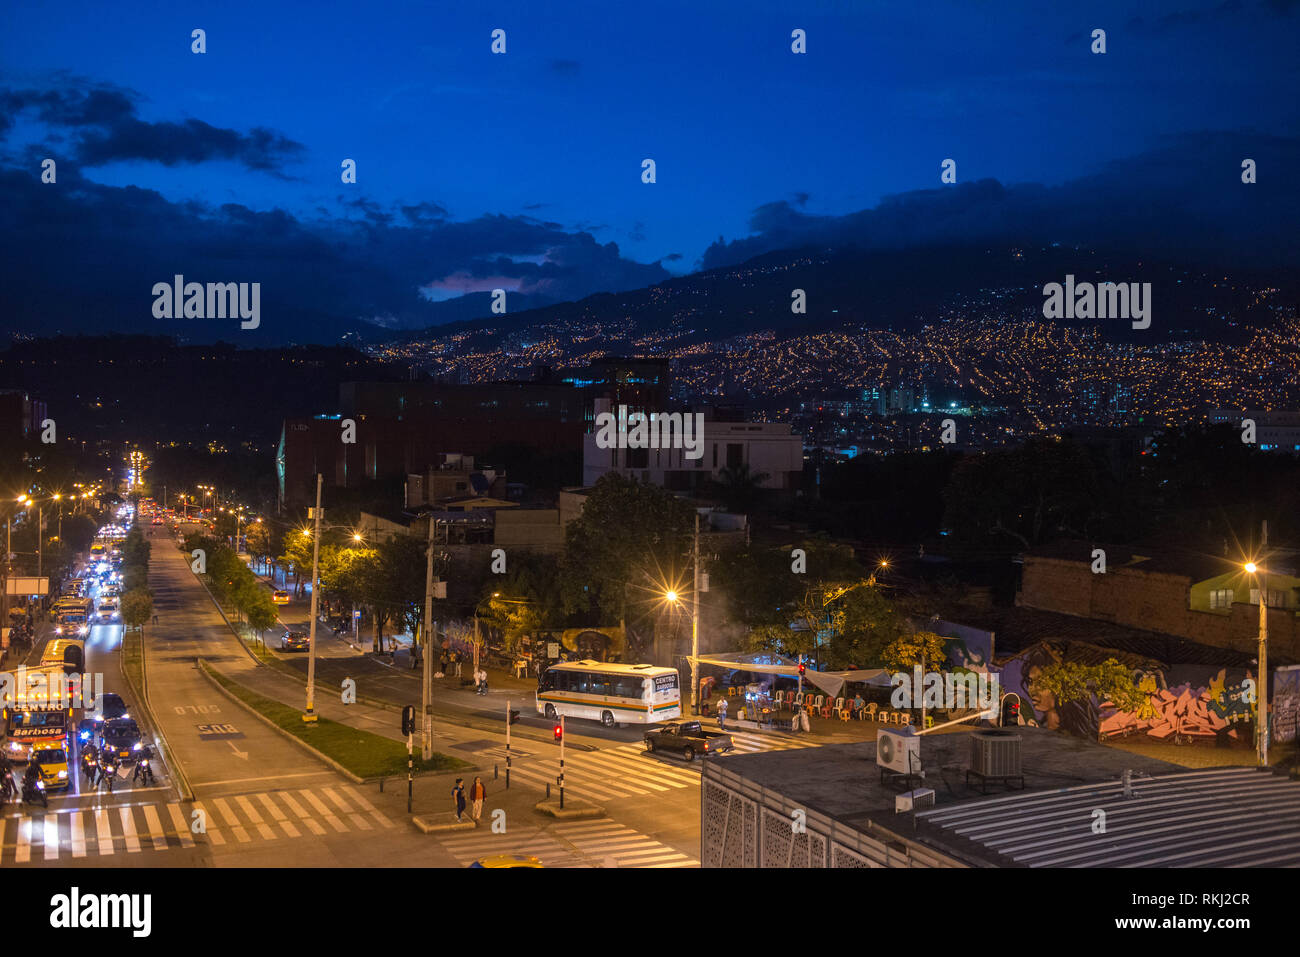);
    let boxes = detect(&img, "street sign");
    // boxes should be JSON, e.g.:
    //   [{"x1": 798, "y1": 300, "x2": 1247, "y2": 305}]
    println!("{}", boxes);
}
[{"x1": 5, "y1": 577, "x2": 49, "y2": 596}]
